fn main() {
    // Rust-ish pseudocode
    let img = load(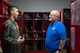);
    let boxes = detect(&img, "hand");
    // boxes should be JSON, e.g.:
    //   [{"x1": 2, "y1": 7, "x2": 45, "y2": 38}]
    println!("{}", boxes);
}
[
  {"x1": 59, "y1": 51, "x2": 62, "y2": 53},
  {"x1": 17, "y1": 36, "x2": 25, "y2": 43},
  {"x1": 20, "y1": 36, "x2": 25, "y2": 42}
]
